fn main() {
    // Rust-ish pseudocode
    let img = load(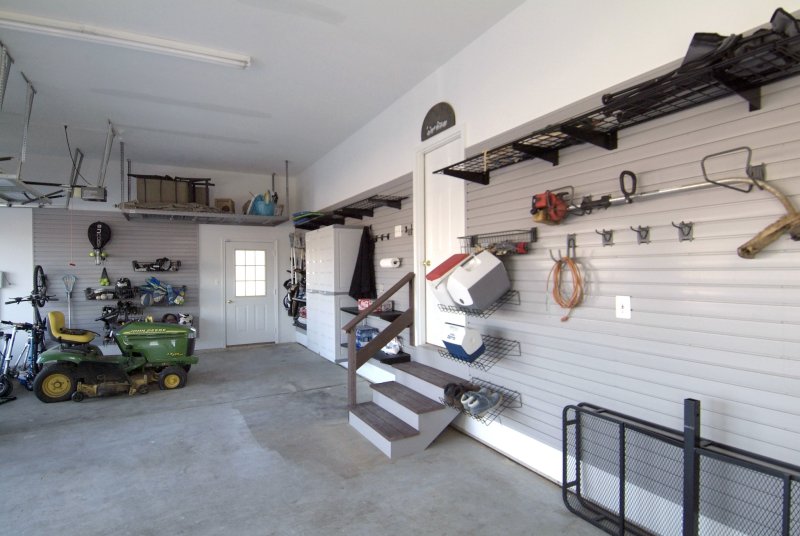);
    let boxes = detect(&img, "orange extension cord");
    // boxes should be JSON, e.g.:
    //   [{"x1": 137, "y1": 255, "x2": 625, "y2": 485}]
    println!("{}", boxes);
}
[{"x1": 548, "y1": 256, "x2": 584, "y2": 322}]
